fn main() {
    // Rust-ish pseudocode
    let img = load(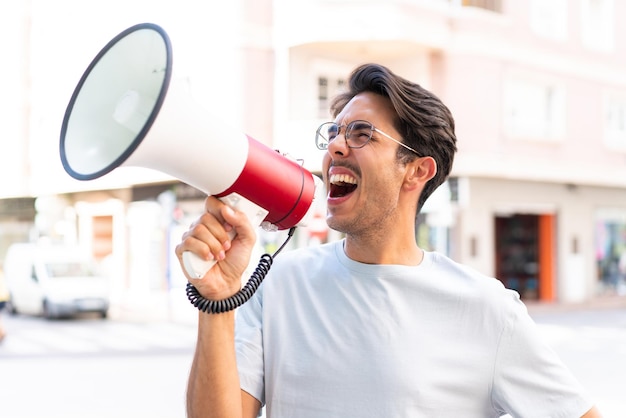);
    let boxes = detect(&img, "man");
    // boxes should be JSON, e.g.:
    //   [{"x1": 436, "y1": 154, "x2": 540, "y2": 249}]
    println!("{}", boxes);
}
[{"x1": 176, "y1": 63, "x2": 601, "y2": 417}]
